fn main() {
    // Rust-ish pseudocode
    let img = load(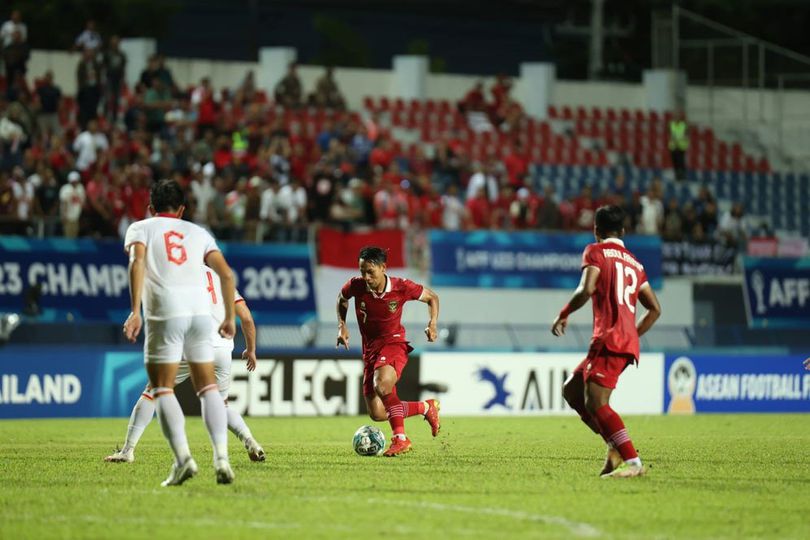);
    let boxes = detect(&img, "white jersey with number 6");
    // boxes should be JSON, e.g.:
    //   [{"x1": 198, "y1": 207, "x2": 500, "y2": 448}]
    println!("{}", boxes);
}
[
  {"x1": 124, "y1": 215, "x2": 220, "y2": 321},
  {"x1": 204, "y1": 268, "x2": 244, "y2": 349}
]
